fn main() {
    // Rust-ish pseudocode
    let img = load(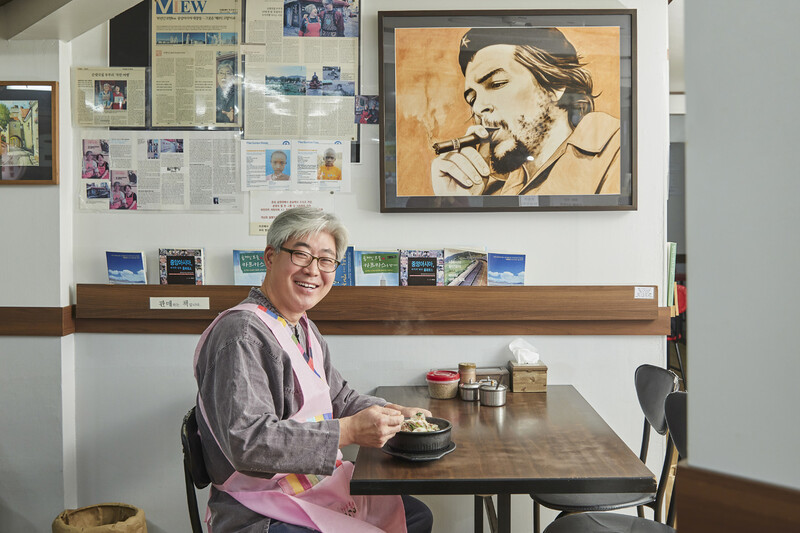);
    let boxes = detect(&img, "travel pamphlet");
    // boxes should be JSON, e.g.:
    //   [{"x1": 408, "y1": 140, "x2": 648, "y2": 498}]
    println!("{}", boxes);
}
[
  {"x1": 159, "y1": 248, "x2": 205, "y2": 285},
  {"x1": 487, "y1": 253, "x2": 526, "y2": 286},
  {"x1": 233, "y1": 250, "x2": 266, "y2": 286},
  {"x1": 105, "y1": 251, "x2": 147, "y2": 284}
]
